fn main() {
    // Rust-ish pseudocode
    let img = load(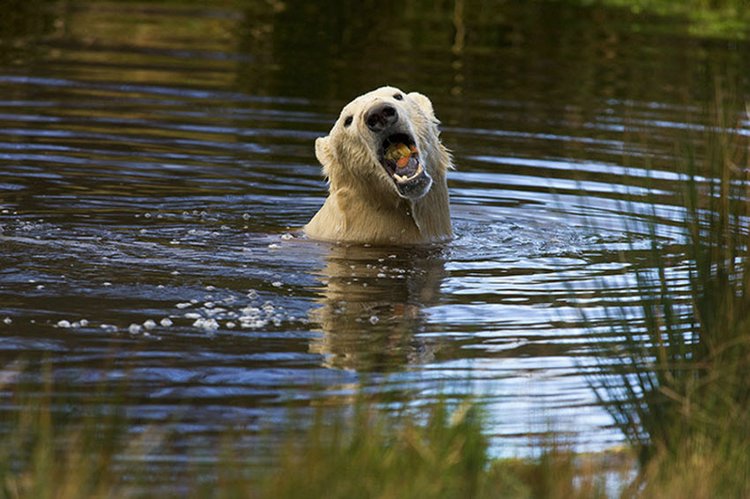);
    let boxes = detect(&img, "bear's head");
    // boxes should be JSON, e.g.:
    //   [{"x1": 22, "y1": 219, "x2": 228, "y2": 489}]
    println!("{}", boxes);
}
[{"x1": 315, "y1": 86, "x2": 447, "y2": 202}]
